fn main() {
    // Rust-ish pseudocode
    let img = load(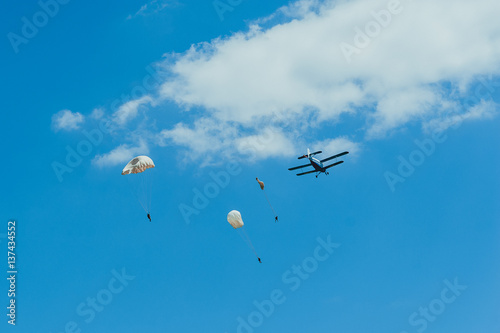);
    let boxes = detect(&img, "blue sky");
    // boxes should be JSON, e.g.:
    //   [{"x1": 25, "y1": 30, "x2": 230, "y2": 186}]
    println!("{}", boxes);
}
[{"x1": 1, "y1": 0, "x2": 500, "y2": 332}]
